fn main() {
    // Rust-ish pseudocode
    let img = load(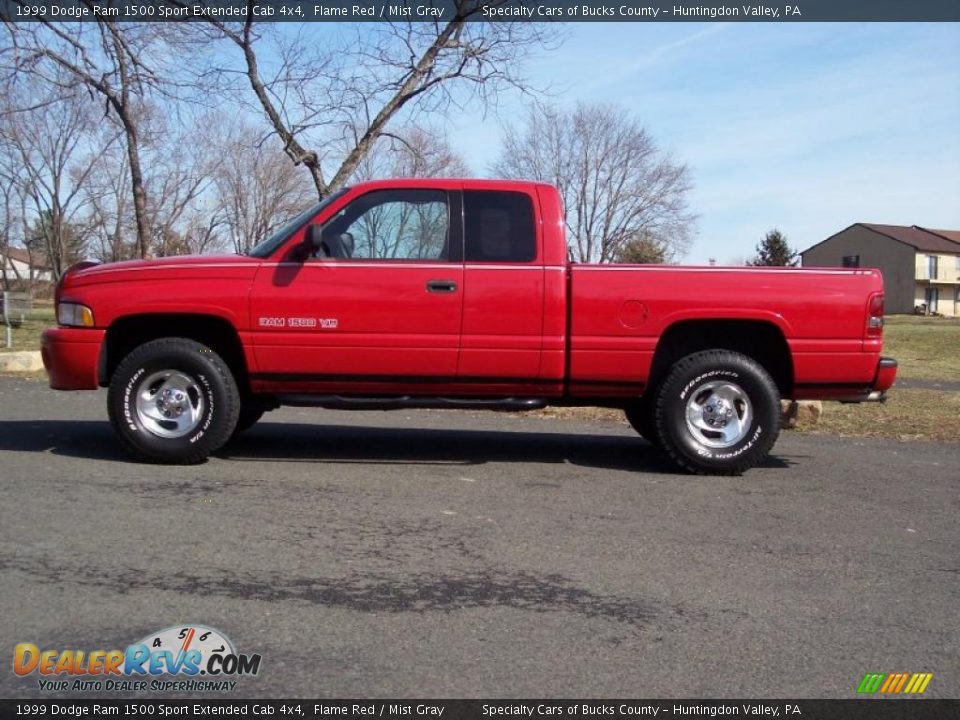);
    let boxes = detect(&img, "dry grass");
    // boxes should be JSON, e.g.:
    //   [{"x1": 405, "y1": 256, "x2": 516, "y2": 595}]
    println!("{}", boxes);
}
[
  {"x1": 884, "y1": 315, "x2": 960, "y2": 381},
  {"x1": 530, "y1": 390, "x2": 960, "y2": 444},
  {"x1": 795, "y1": 389, "x2": 960, "y2": 443},
  {"x1": 0, "y1": 303, "x2": 55, "y2": 353}
]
